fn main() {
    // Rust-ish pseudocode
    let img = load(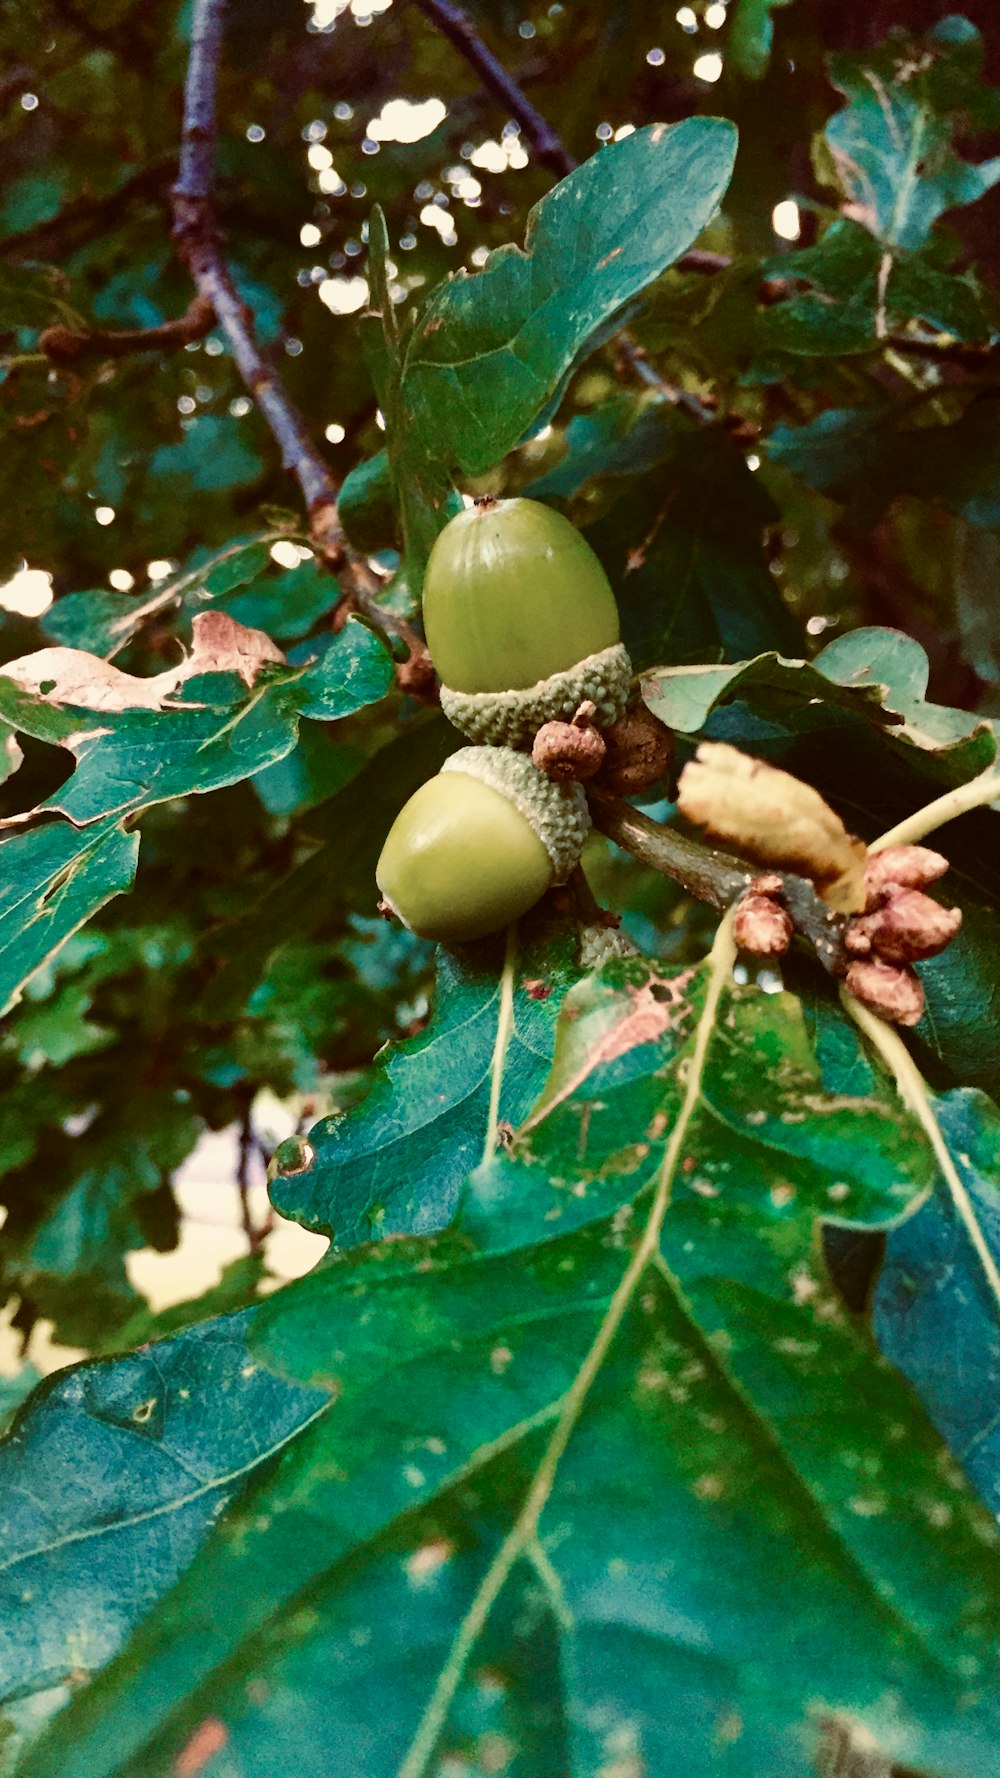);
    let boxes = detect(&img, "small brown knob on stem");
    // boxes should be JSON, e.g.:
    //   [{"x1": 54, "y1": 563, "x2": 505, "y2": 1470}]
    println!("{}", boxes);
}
[
  {"x1": 532, "y1": 702, "x2": 607, "y2": 782},
  {"x1": 733, "y1": 890, "x2": 794, "y2": 958},
  {"x1": 592, "y1": 700, "x2": 674, "y2": 797}
]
